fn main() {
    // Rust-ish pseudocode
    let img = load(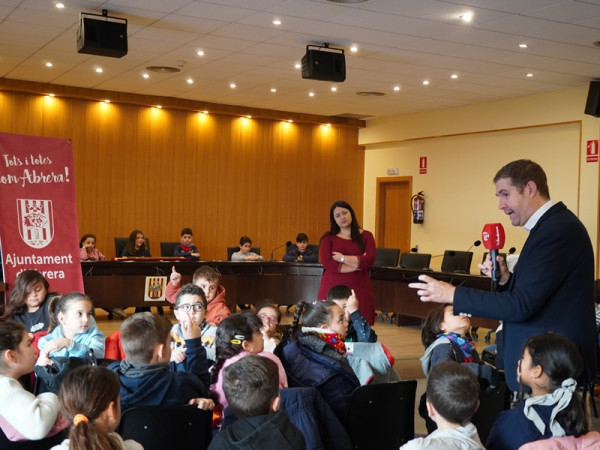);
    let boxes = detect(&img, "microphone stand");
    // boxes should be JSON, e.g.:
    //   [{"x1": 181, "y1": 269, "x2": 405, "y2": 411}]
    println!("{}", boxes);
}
[{"x1": 269, "y1": 241, "x2": 292, "y2": 261}]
